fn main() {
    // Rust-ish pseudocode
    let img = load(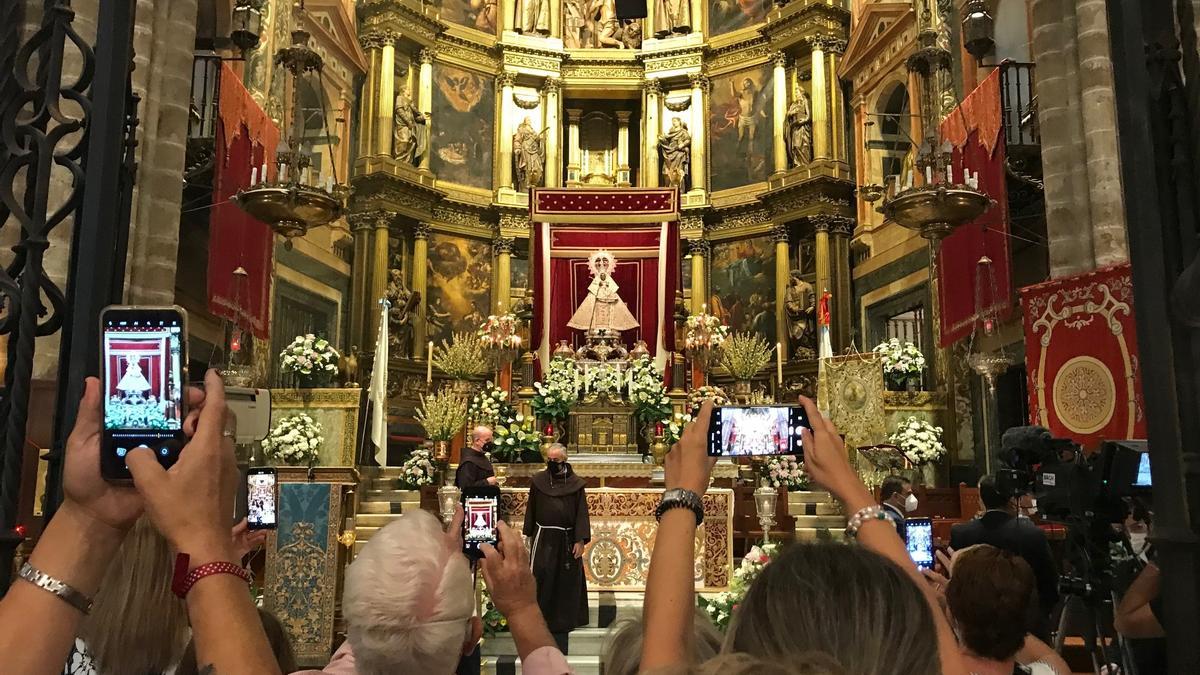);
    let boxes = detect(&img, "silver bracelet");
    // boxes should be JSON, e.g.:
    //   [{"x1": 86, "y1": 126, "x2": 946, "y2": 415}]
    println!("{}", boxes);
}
[
  {"x1": 845, "y1": 505, "x2": 888, "y2": 537},
  {"x1": 18, "y1": 562, "x2": 94, "y2": 614}
]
